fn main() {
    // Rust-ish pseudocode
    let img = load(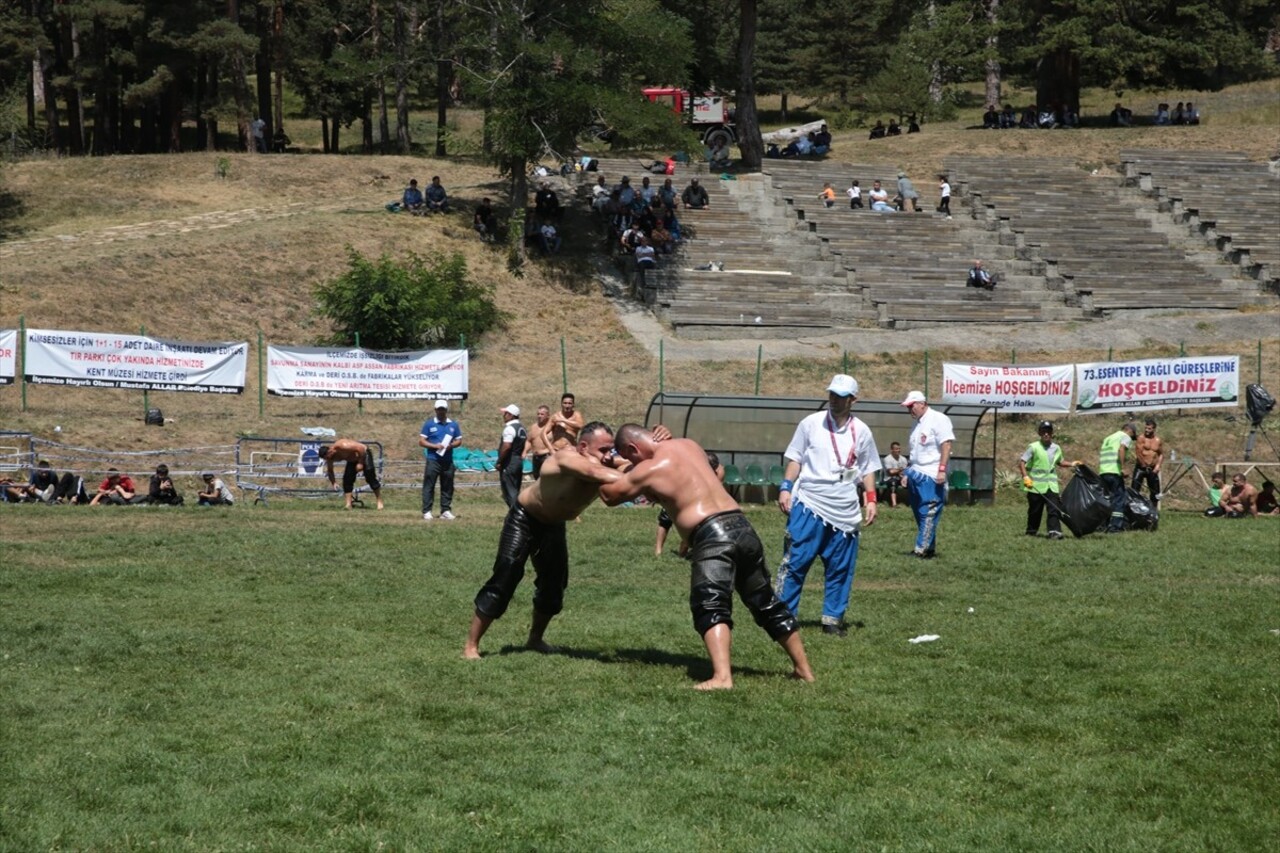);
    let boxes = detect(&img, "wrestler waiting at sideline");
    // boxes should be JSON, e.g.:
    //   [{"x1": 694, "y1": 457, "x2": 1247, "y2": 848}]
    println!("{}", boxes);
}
[
  {"x1": 1131, "y1": 418, "x2": 1164, "y2": 509},
  {"x1": 463, "y1": 422, "x2": 619, "y2": 659},
  {"x1": 603, "y1": 425, "x2": 815, "y2": 690},
  {"x1": 316, "y1": 439, "x2": 385, "y2": 510},
  {"x1": 525, "y1": 404, "x2": 555, "y2": 479},
  {"x1": 548, "y1": 392, "x2": 585, "y2": 450}
]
